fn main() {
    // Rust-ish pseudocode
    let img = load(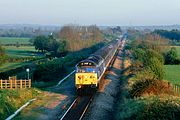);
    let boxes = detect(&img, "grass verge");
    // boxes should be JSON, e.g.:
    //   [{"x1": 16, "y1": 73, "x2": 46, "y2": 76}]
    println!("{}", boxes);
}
[{"x1": 0, "y1": 88, "x2": 40, "y2": 120}]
